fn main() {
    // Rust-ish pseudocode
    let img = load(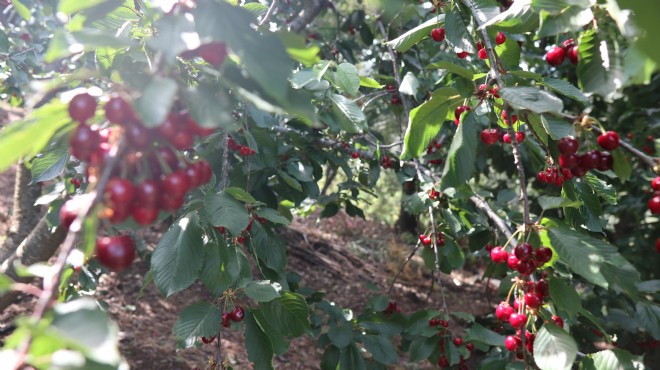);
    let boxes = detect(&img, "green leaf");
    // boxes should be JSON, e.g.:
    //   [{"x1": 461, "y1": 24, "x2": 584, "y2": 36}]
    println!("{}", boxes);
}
[
  {"x1": 45, "y1": 29, "x2": 132, "y2": 62},
  {"x1": 255, "y1": 208, "x2": 291, "y2": 225},
  {"x1": 610, "y1": 149, "x2": 631, "y2": 182},
  {"x1": 30, "y1": 148, "x2": 69, "y2": 184},
  {"x1": 321, "y1": 346, "x2": 341, "y2": 370},
  {"x1": 245, "y1": 280, "x2": 282, "y2": 302},
  {"x1": 533, "y1": 324, "x2": 578, "y2": 370},
  {"x1": 250, "y1": 223, "x2": 287, "y2": 275},
  {"x1": 243, "y1": 2, "x2": 268, "y2": 17},
  {"x1": 623, "y1": 0, "x2": 660, "y2": 66},
  {"x1": 59, "y1": 0, "x2": 107, "y2": 13},
  {"x1": 399, "y1": 72, "x2": 420, "y2": 96},
  {"x1": 151, "y1": 214, "x2": 206, "y2": 296},
  {"x1": 361, "y1": 334, "x2": 397, "y2": 365},
  {"x1": 278, "y1": 31, "x2": 320, "y2": 67},
  {"x1": 480, "y1": 0, "x2": 539, "y2": 33},
  {"x1": 328, "y1": 94, "x2": 367, "y2": 133},
  {"x1": 172, "y1": 302, "x2": 221, "y2": 341},
  {"x1": 328, "y1": 324, "x2": 354, "y2": 348},
  {"x1": 335, "y1": 63, "x2": 361, "y2": 96},
  {"x1": 0, "y1": 102, "x2": 71, "y2": 173},
  {"x1": 464, "y1": 323, "x2": 506, "y2": 347},
  {"x1": 408, "y1": 337, "x2": 436, "y2": 362},
  {"x1": 637, "y1": 280, "x2": 660, "y2": 293},
  {"x1": 577, "y1": 30, "x2": 621, "y2": 98},
  {"x1": 385, "y1": 17, "x2": 445, "y2": 52},
  {"x1": 635, "y1": 301, "x2": 660, "y2": 339},
  {"x1": 495, "y1": 35, "x2": 521, "y2": 70},
  {"x1": 540, "y1": 218, "x2": 640, "y2": 292},
  {"x1": 258, "y1": 292, "x2": 311, "y2": 337},
  {"x1": 500, "y1": 87, "x2": 564, "y2": 114},
  {"x1": 339, "y1": 343, "x2": 366, "y2": 370},
  {"x1": 549, "y1": 278, "x2": 582, "y2": 320},
  {"x1": 425, "y1": 61, "x2": 474, "y2": 80},
  {"x1": 538, "y1": 6, "x2": 594, "y2": 38},
  {"x1": 401, "y1": 88, "x2": 457, "y2": 159},
  {"x1": 245, "y1": 312, "x2": 275, "y2": 370},
  {"x1": 445, "y1": 7, "x2": 475, "y2": 53},
  {"x1": 581, "y1": 349, "x2": 640, "y2": 370},
  {"x1": 541, "y1": 115, "x2": 575, "y2": 140},
  {"x1": 441, "y1": 112, "x2": 480, "y2": 190},
  {"x1": 181, "y1": 84, "x2": 234, "y2": 130},
  {"x1": 147, "y1": 14, "x2": 195, "y2": 63},
  {"x1": 538, "y1": 196, "x2": 583, "y2": 210},
  {"x1": 358, "y1": 76, "x2": 383, "y2": 89},
  {"x1": 527, "y1": 113, "x2": 548, "y2": 146},
  {"x1": 195, "y1": 1, "x2": 292, "y2": 100},
  {"x1": 0, "y1": 30, "x2": 9, "y2": 53},
  {"x1": 584, "y1": 173, "x2": 617, "y2": 205},
  {"x1": 199, "y1": 238, "x2": 232, "y2": 296},
  {"x1": 206, "y1": 192, "x2": 251, "y2": 236},
  {"x1": 278, "y1": 170, "x2": 303, "y2": 192},
  {"x1": 0, "y1": 273, "x2": 14, "y2": 293},
  {"x1": 224, "y1": 187, "x2": 258, "y2": 204},
  {"x1": 12, "y1": 0, "x2": 31, "y2": 21},
  {"x1": 135, "y1": 77, "x2": 178, "y2": 127},
  {"x1": 539, "y1": 78, "x2": 589, "y2": 104}
]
